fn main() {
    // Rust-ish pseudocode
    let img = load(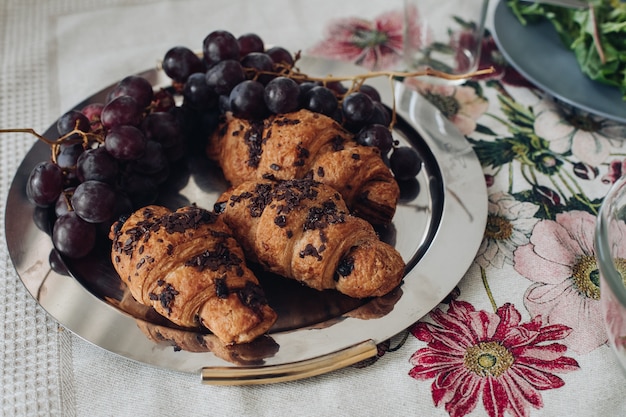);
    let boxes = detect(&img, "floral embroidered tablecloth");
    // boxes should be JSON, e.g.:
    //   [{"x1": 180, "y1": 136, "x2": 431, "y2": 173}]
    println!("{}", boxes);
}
[
  {"x1": 308, "y1": 5, "x2": 626, "y2": 417},
  {"x1": 1, "y1": 1, "x2": 625, "y2": 416}
]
